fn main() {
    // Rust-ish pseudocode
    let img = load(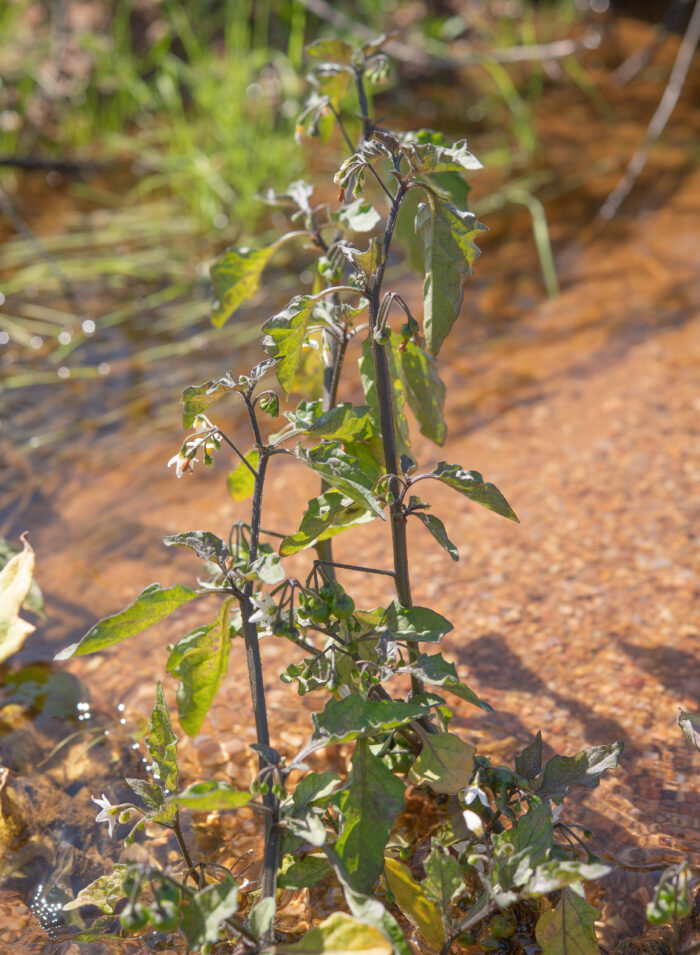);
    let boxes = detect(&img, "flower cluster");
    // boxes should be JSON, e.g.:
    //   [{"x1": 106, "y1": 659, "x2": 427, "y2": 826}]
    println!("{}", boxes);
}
[{"x1": 167, "y1": 414, "x2": 222, "y2": 478}]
